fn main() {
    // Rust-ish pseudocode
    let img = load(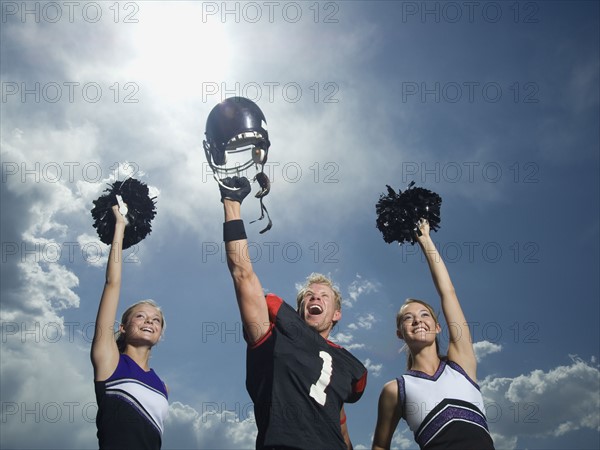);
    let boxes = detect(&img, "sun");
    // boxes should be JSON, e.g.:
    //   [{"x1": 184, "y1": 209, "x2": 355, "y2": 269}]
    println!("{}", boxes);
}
[{"x1": 128, "y1": 2, "x2": 230, "y2": 100}]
